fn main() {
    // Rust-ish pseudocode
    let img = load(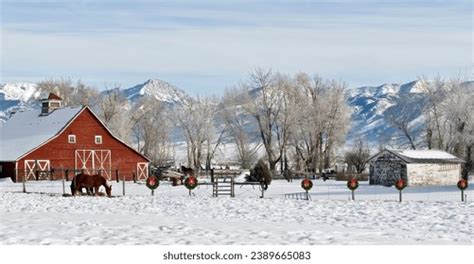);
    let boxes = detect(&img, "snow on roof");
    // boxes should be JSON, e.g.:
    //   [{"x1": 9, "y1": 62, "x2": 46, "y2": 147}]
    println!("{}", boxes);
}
[
  {"x1": 384, "y1": 149, "x2": 465, "y2": 163},
  {"x1": 396, "y1": 150, "x2": 458, "y2": 160},
  {"x1": 0, "y1": 107, "x2": 82, "y2": 161}
]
